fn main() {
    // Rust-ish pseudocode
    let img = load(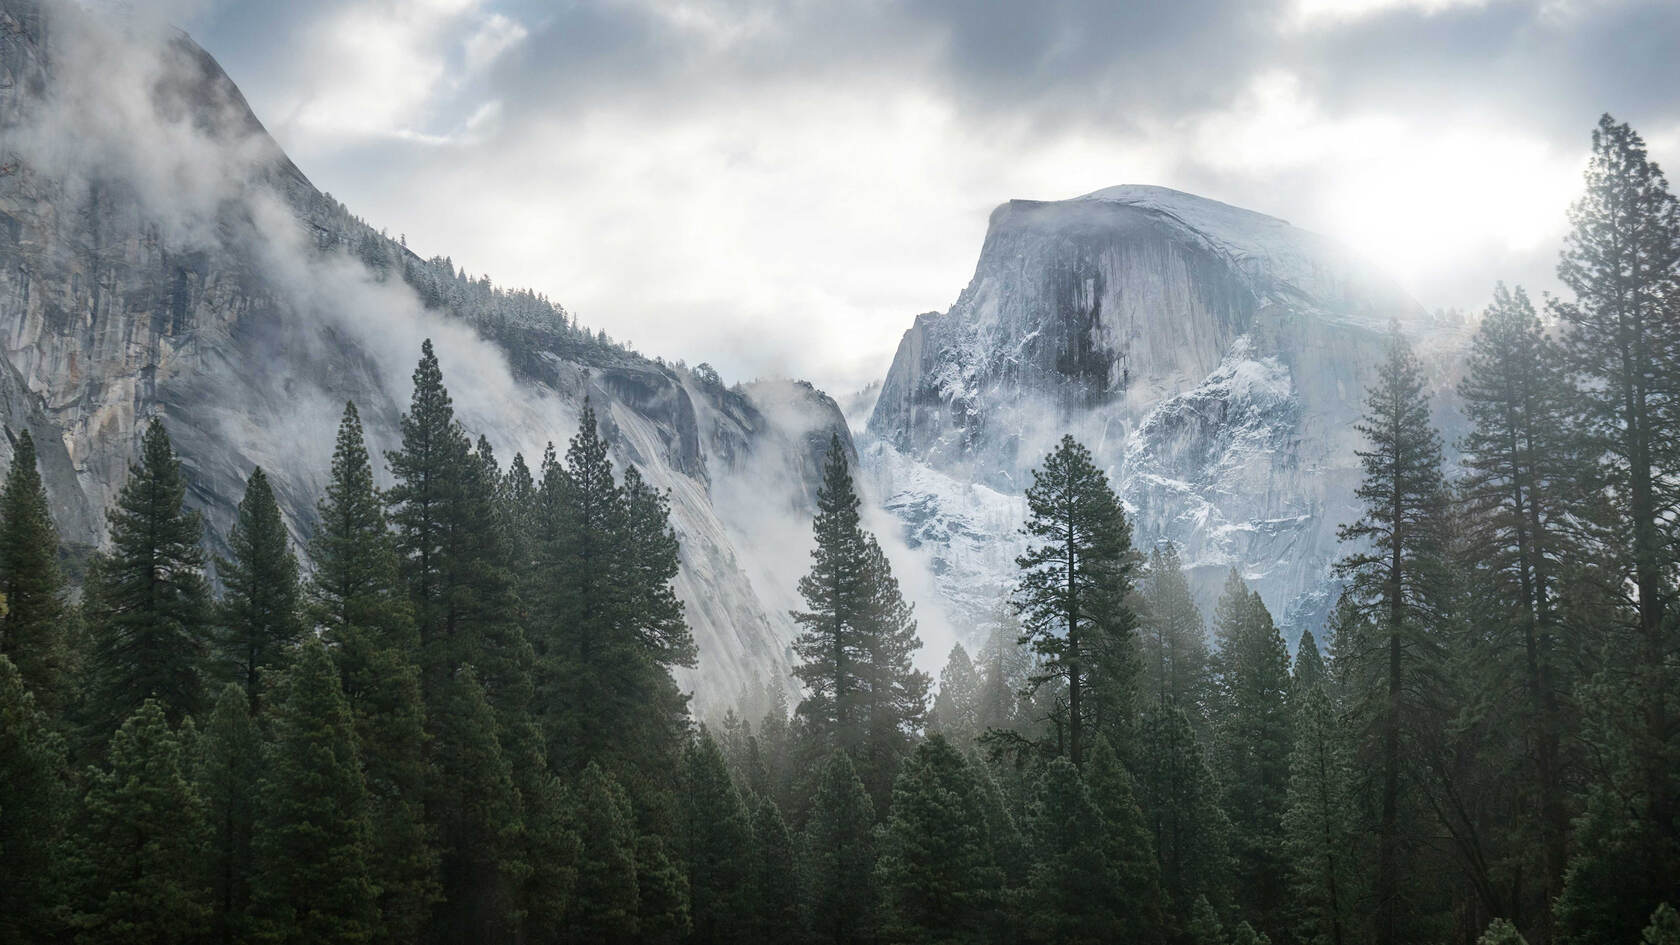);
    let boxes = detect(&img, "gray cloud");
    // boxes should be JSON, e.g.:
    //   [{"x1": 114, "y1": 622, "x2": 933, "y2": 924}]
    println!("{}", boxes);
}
[{"x1": 177, "y1": 0, "x2": 1680, "y2": 395}]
